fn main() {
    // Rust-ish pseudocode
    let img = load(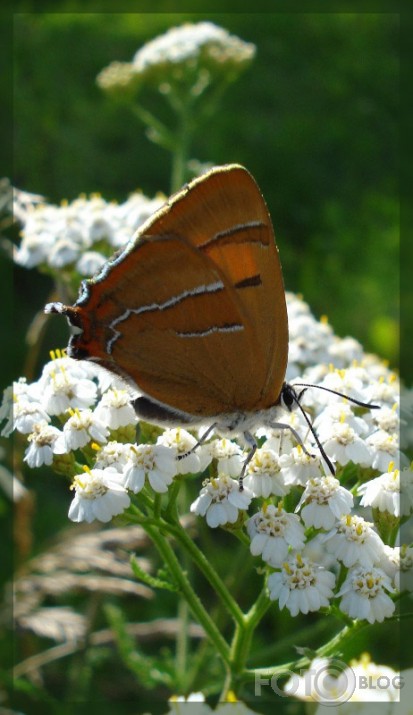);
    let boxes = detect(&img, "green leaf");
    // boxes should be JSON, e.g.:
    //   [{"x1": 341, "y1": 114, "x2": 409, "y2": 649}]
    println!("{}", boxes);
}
[{"x1": 130, "y1": 554, "x2": 179, "y2": 592}]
